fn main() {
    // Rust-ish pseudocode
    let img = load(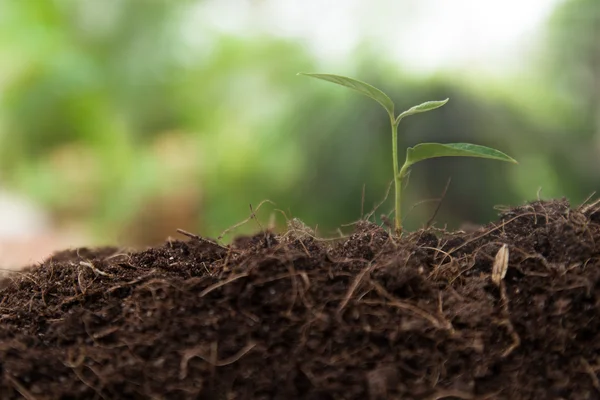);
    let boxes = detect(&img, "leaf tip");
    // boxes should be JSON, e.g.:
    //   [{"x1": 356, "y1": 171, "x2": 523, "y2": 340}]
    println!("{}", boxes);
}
[{"x1": 434, "y1": 98, "x2": 449, "y2": 108}]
